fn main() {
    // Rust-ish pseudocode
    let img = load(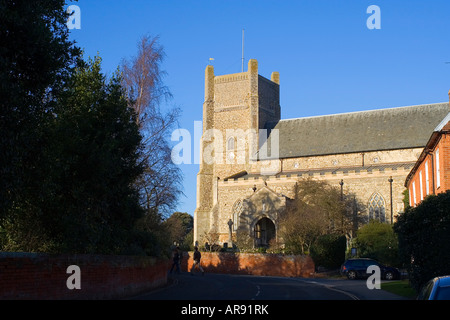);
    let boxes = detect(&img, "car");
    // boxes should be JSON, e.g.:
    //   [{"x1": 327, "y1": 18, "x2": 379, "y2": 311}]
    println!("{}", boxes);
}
[
  {"x1": 340, "y1": 258, "x2": 400, "y2": 280},
  {"x1": 417, "y1": 276, "x2": 450, "y2": 300}
]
